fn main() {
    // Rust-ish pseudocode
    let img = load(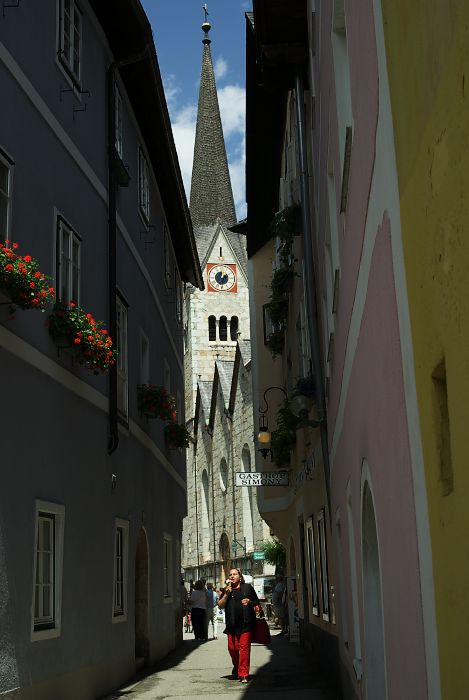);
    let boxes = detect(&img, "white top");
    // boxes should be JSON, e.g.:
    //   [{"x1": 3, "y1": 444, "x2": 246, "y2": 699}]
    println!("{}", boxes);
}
[{"x1": 190, "y1": 589, "x2": 207, "y2": 609}]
